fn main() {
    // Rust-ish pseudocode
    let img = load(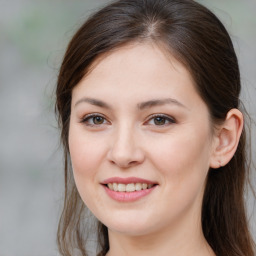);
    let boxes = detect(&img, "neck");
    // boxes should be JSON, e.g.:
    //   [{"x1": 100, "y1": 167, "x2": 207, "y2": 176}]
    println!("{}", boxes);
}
[{"x1": 106, "y1": 215, "x2": 215, "y2": 256}]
